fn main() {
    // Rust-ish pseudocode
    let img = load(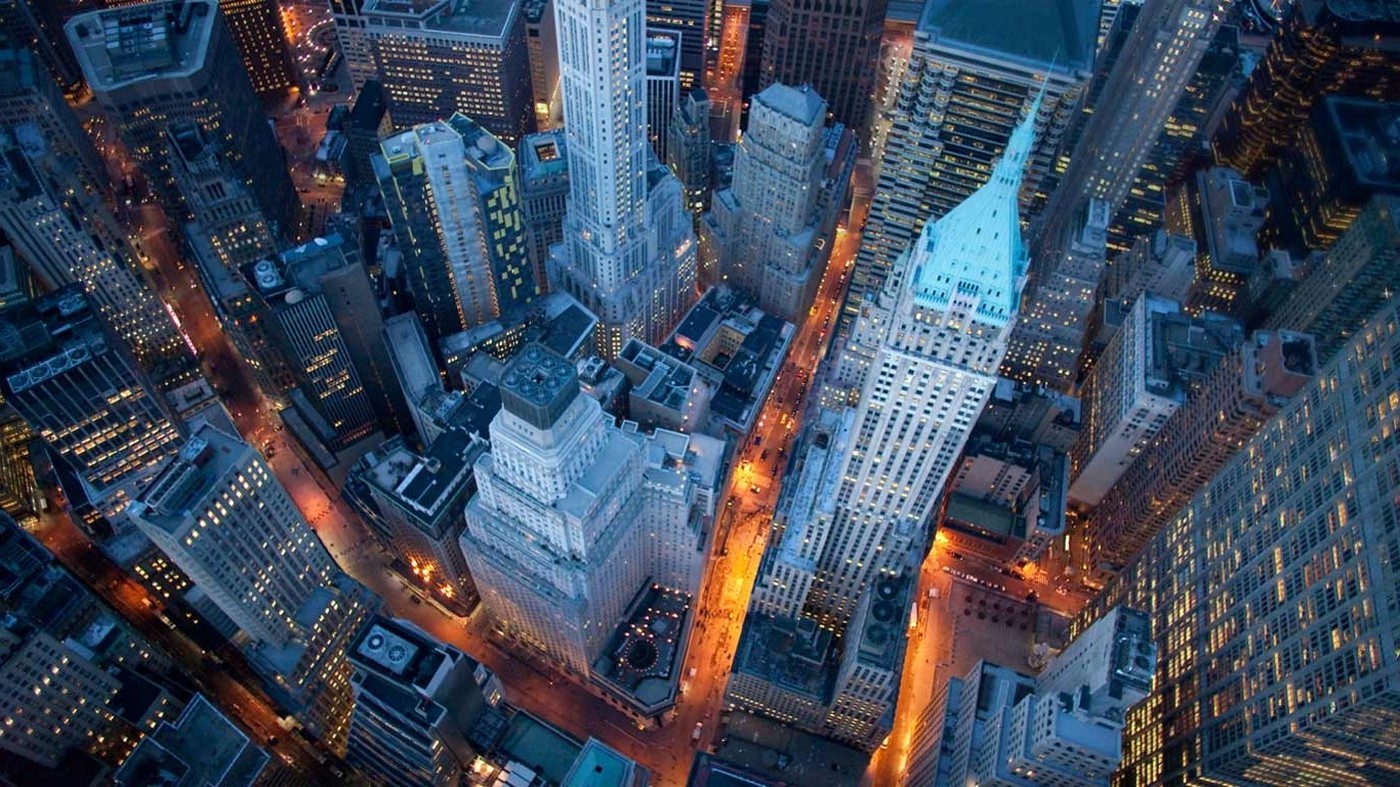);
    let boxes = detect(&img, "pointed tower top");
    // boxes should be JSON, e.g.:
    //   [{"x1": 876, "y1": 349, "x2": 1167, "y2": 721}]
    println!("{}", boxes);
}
[{"x1": 906, "y1": 78, "x2": 1046, "y2": 327}]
